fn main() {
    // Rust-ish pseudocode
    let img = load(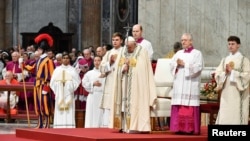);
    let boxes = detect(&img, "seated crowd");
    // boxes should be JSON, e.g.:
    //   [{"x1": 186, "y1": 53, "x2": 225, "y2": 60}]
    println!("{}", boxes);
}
[{"x1": 0, "y1": 44, "x2": 107, "y2": 115}]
